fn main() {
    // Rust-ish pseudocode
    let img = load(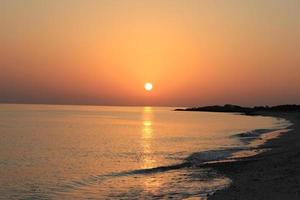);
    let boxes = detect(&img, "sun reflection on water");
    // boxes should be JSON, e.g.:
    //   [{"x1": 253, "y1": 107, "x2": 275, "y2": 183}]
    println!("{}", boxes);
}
[
  {"x1": 142, "y1": 120, "x2": 152, "y2": 139},
  {"x1": 142, "y1": 107, "x2": 153, "y2": 139},
  {"x1": 141, "y1": 107, "x2": 163, "y2": 192},
  {"x1": 141, "y1": 107, "x2": 155, "y2": 169}
]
